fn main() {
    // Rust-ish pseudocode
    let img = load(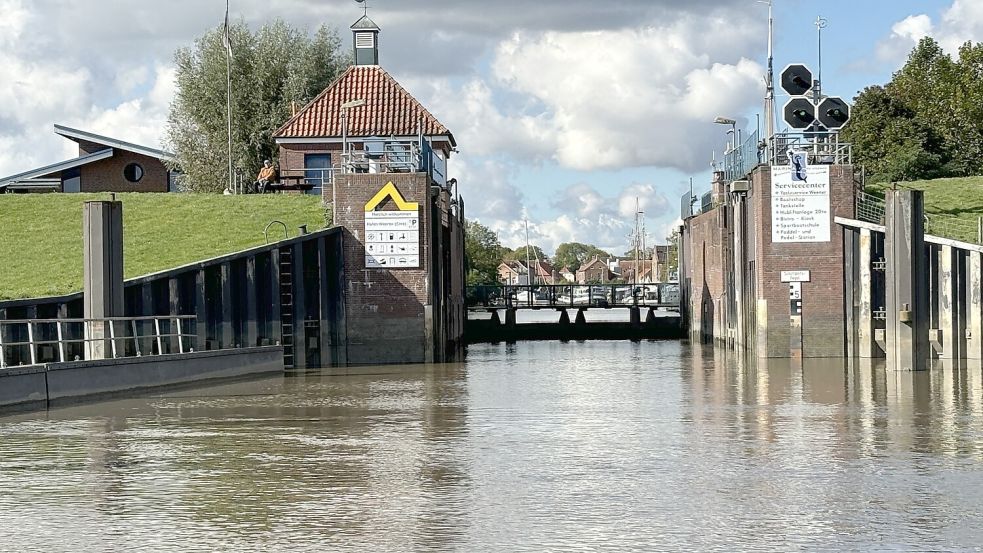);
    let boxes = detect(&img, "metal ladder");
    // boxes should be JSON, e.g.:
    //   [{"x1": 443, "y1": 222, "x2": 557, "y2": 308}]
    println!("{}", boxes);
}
[{"x1": 279, "y1": 248, "x2": 295, "y2": 369}]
